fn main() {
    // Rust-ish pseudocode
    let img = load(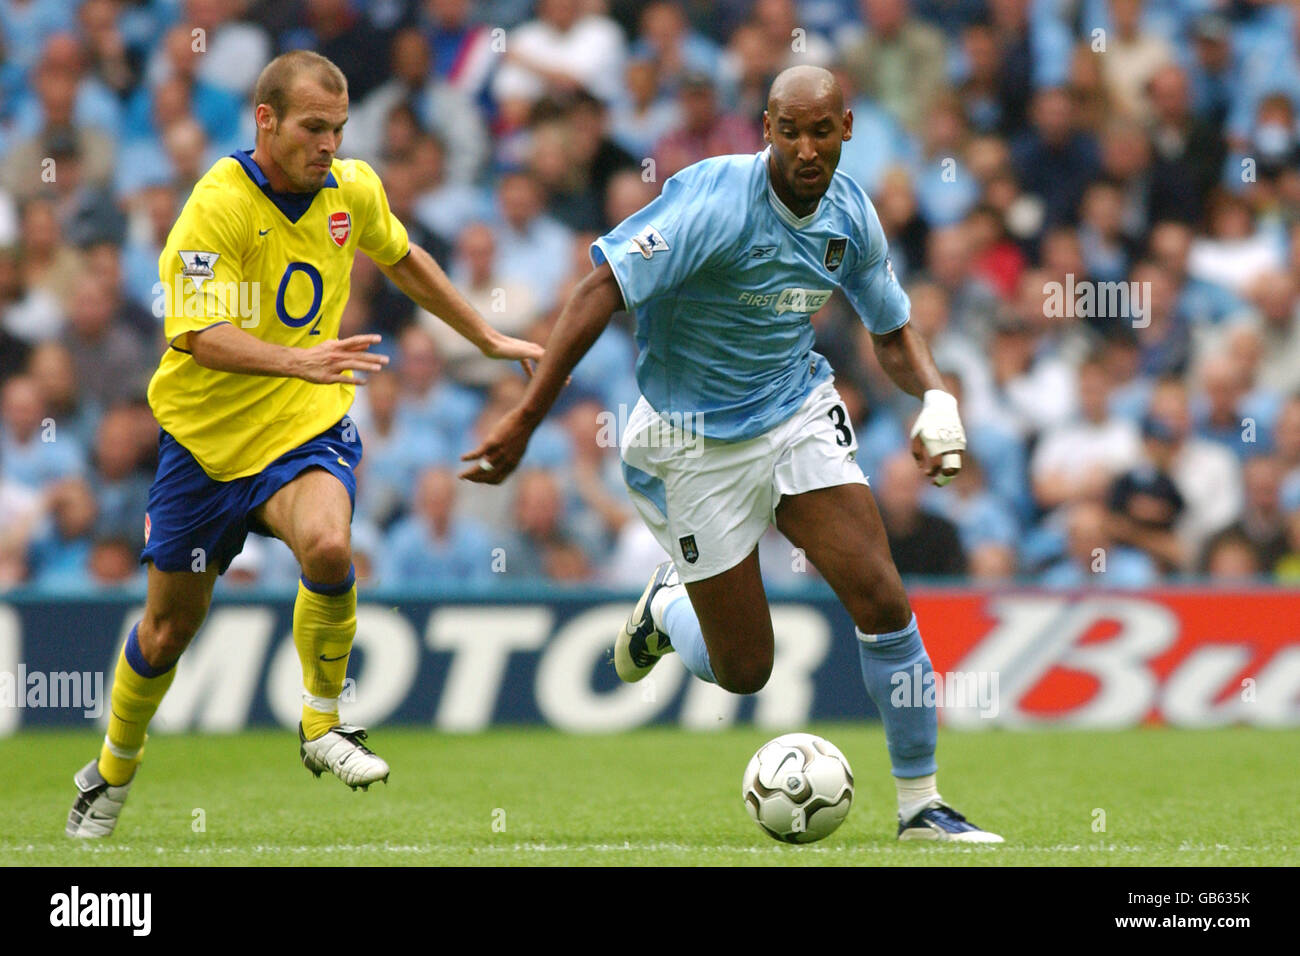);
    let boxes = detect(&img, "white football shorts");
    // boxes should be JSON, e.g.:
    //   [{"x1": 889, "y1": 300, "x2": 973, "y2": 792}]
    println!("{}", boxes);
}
[{"x1": 620, "y1": 378, "x2": 868, "y2": 583}]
